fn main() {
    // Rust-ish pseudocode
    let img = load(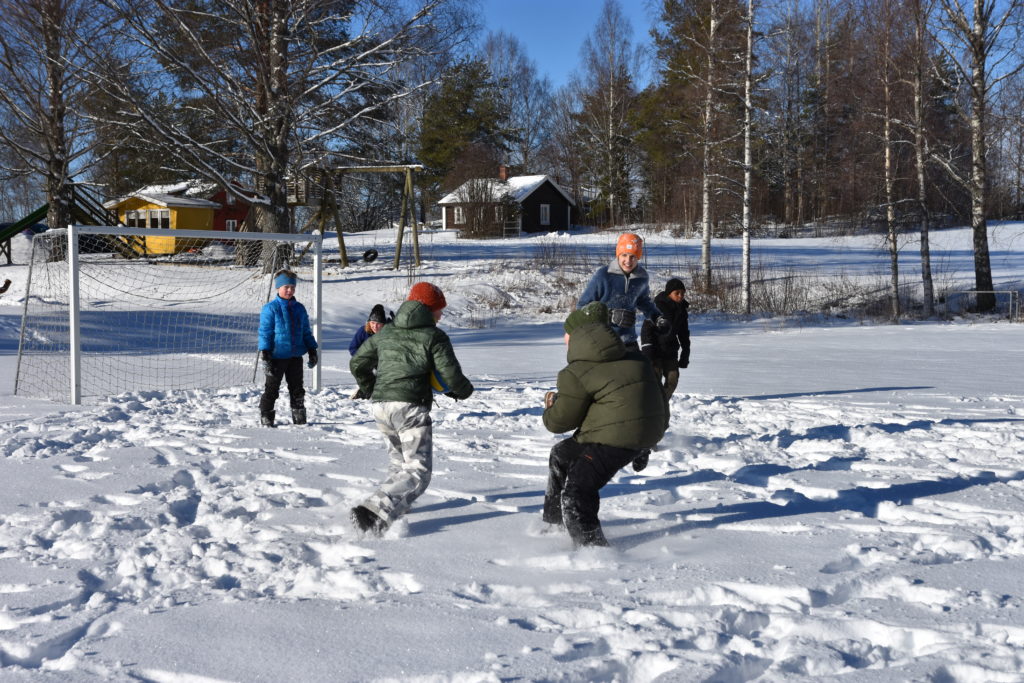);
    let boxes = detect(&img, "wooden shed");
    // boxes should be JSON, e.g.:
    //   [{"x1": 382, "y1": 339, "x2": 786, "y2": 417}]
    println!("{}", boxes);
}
[{"x1": 104, "y1": 186, "x2": 221, "y2": 255}]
